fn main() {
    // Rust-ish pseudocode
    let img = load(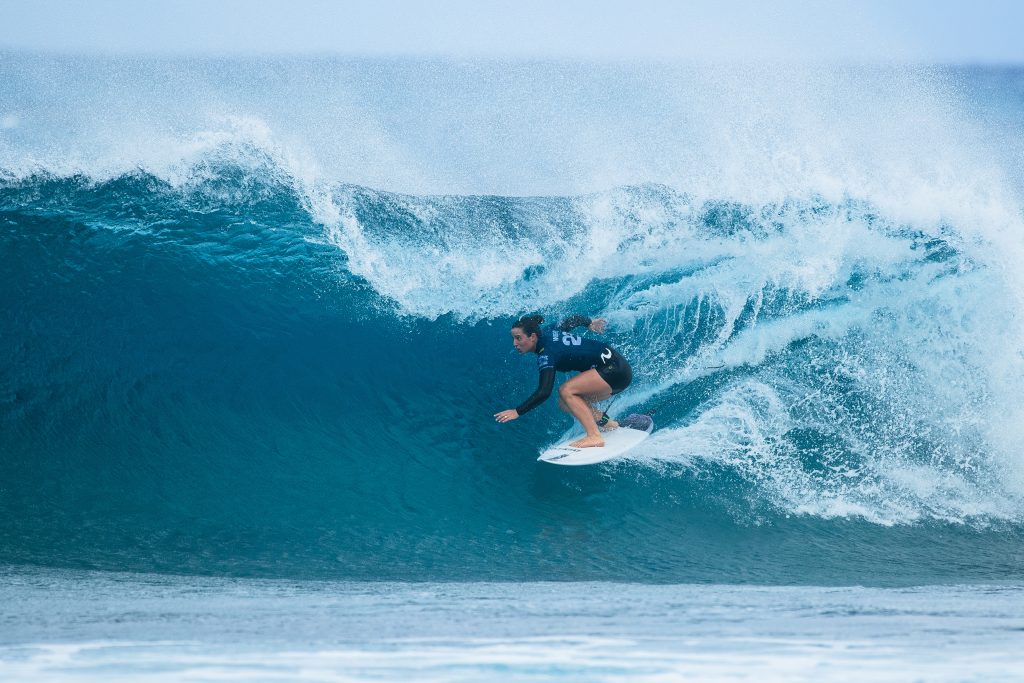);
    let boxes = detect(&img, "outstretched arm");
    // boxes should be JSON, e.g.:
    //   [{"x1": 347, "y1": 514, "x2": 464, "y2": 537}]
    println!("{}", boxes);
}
[
  {"x1": 558, "y1": 315, "x2": 606, "y2": 334},
  {"x1": 495, "y1": 367, "x2": 556, "y2": 422},
  {"x1": 557, "y1": 315, "x2": 591, "y2": 331}
]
